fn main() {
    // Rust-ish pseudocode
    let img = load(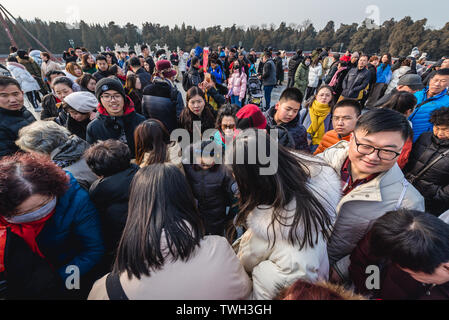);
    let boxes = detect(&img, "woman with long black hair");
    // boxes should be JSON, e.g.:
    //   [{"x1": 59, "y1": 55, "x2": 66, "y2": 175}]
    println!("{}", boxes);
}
[
  {"x1": 178, "y1": 86, "x2": 216, "y2": 143},
  {"x1": 230, "y1": 129, "x2": 341, "y2": 300},
  {"x1": 88, "y1": 163, "x2": 252, "y2": 300}
]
